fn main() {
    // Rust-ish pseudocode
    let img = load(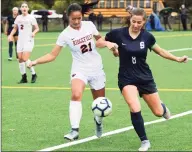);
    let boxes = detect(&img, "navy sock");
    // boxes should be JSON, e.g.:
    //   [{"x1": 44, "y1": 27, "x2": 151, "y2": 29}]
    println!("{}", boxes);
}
[
  {"x1": 161, "y1": 103, "x2": 166, "y2": 116},
  {"x1": 9, "y1": 41, "x2": 13, "y2": 57},
  {"x1": 131, "y1": 111, "x2": 148, "y2": 141}
]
